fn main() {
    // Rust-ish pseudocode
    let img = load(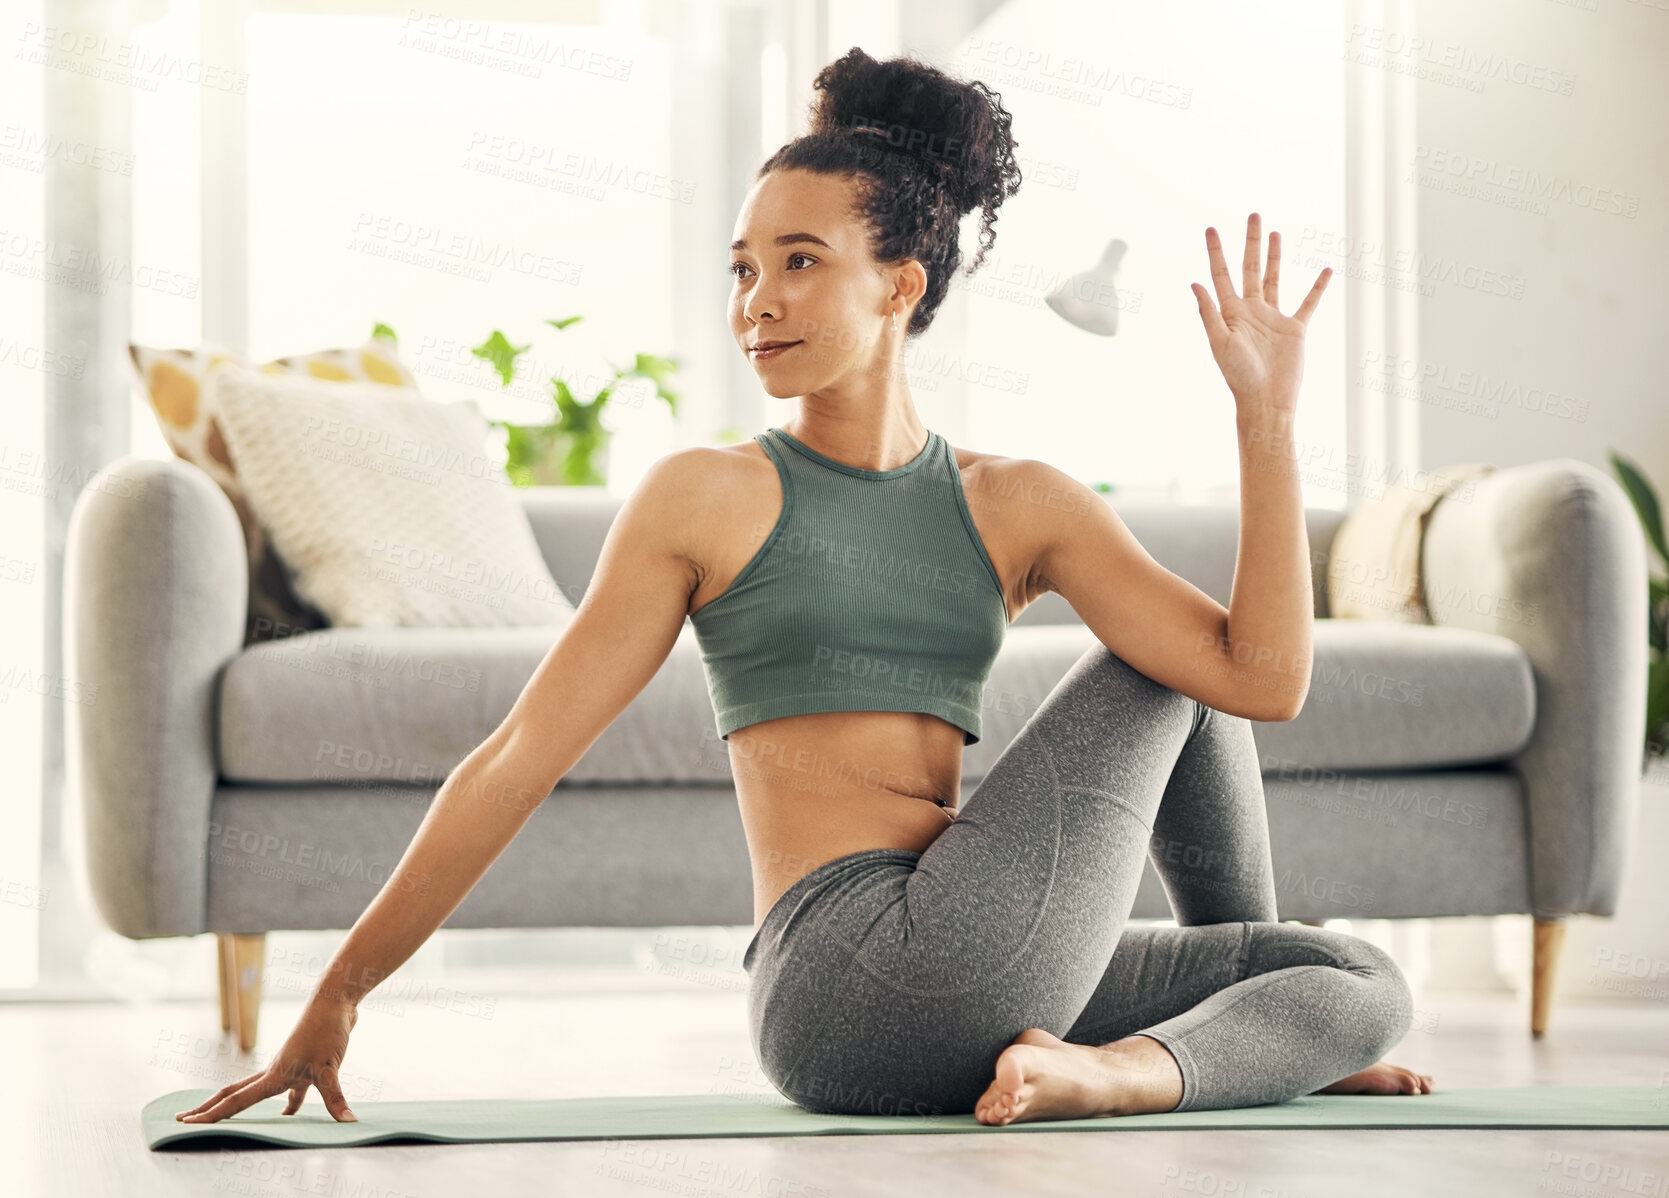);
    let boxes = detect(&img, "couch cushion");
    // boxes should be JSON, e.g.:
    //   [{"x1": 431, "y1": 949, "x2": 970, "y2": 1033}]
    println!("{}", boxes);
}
[
  {"x1": 1256, "y1": 618, "x2": 1535, "y2": 770},
  {"x1": 219, "y1": 617, "x2": 1535, "y2": 787},
  {"x1": 966, "y1": 619, "x2": 1535, "y2": 778},
  {"x1": 219, "y1": 623, "x2": 713, "y2": 787}
]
